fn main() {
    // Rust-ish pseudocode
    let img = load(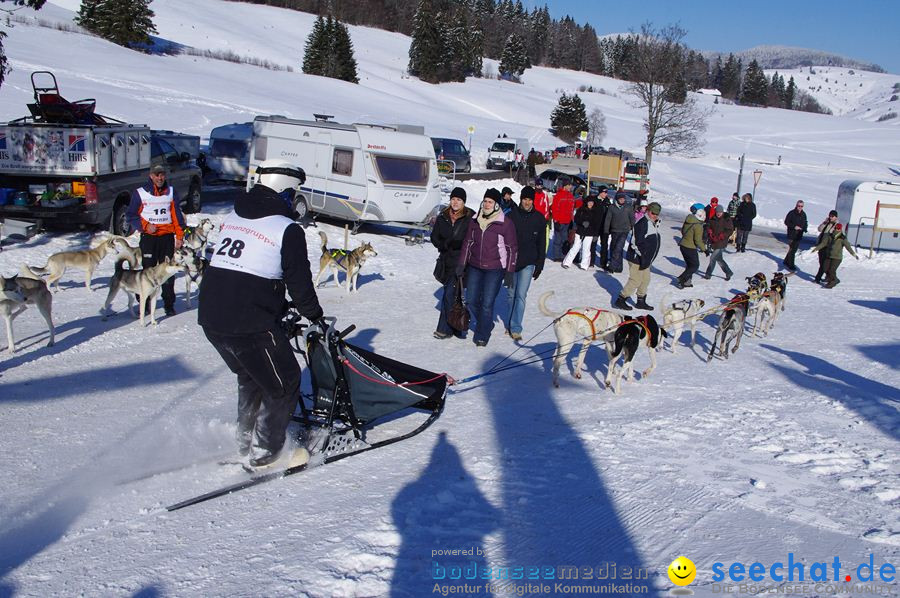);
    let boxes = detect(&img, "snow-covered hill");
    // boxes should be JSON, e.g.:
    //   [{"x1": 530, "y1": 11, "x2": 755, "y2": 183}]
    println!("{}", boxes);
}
[
  {"x1": 708, "y1": 45, "x2": 885, "y2": 75},
  {"x1": 764, "y1": 65, "x2": 899, "y2": 119}
]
